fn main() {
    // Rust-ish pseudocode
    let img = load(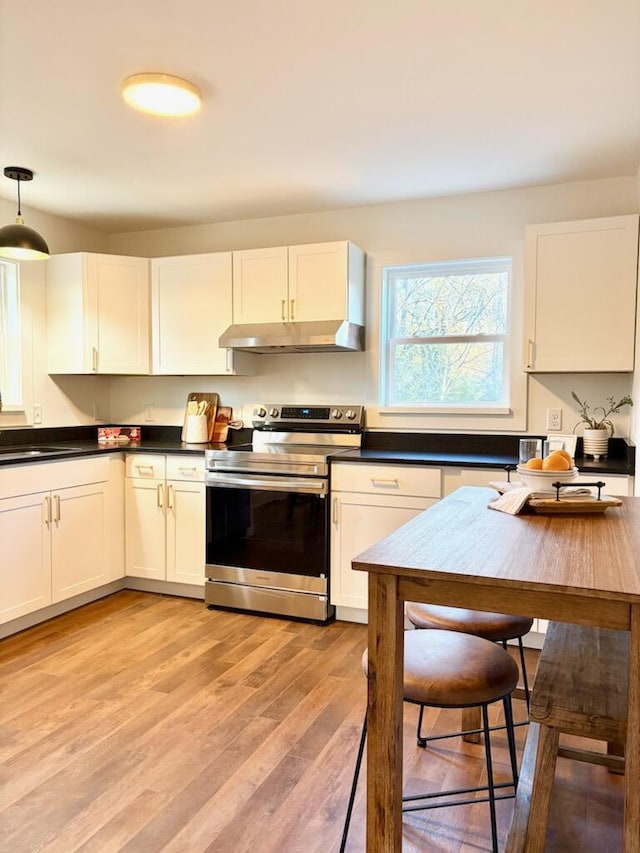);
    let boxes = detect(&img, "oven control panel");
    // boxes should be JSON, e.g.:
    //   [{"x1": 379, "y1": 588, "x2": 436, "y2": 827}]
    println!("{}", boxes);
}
[{"x1": 253, "y1": 404, "x2": 364, "y2": 429}]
